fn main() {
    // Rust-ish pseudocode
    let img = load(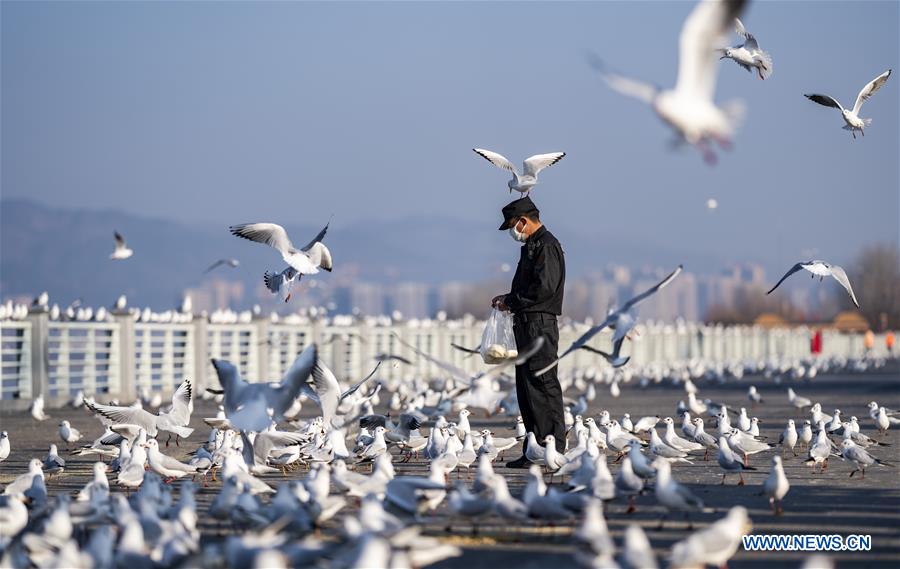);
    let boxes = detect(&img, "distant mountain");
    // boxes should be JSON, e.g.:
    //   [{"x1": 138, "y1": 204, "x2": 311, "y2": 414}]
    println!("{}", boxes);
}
[{"x1": 0, "y1": 198, "x2": 725, "y2": 309}]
